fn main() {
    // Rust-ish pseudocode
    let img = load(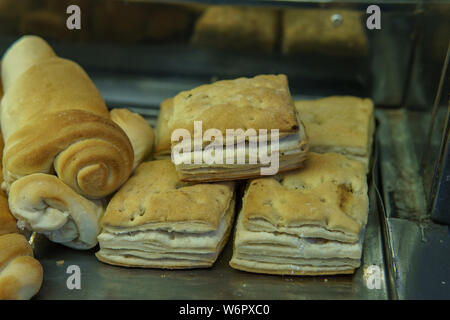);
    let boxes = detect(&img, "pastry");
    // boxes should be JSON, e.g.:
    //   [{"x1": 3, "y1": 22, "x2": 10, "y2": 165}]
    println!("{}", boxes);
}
[
  {"x1": 191, "y1": 6, "x2": 279, "y2": 53},
  {"x1": 153, "y1": 98, "x2": 173, "y2": 160},
  {"x1": 0, "y1": 191, "x2": 17, "y2": 236},
  {"x1": 1, "y1": 35, "x2": 134, "y2": 198},
  {"x1": 295, "y1": 96, "x2": 374, "y2": 171},
  {"x1": 282, "y1": 9, "x2": 368, "y2": 57},
  {"x1": 0, "y1": 233, "x2": 43, "y2": 300},
  {"x1": 110, "y1": 108, "x2": 155, "y2": 170},
  {"x1": 96, "y1": 160, "x2": 235, "y2": 268},
  {"x1": 230, "y1": 152, "x2": 369, "y2": 275},
  {"x1": 168, "y1": 74, "x2": 308, "y2": 182},
  {"x1": 8, "y1": 173, "x2": 105, "y2": 249}
]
